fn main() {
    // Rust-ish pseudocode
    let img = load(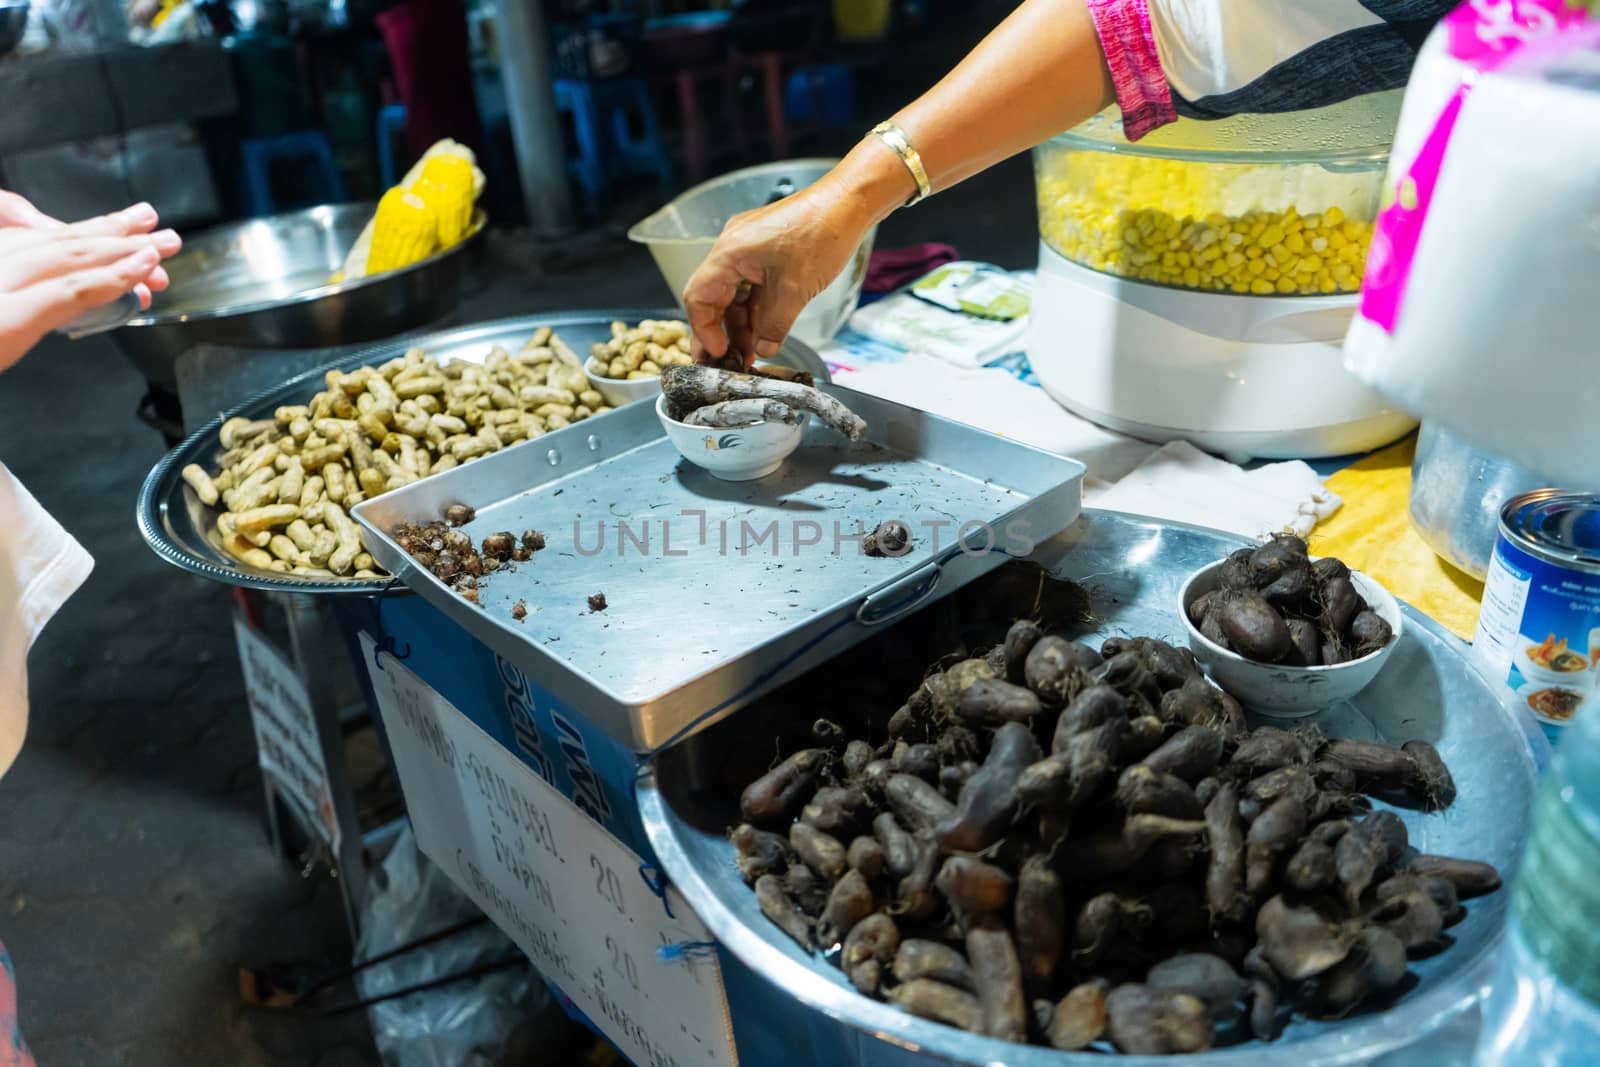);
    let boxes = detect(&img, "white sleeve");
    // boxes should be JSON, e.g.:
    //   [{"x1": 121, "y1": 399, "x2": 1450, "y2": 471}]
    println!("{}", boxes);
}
[
  {"x1": 0, "y1": 463, "x2": 93, "y2": 778},
  {"x1": 1148, "y1": 0, "x2": 1385, "y2": 101}
]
